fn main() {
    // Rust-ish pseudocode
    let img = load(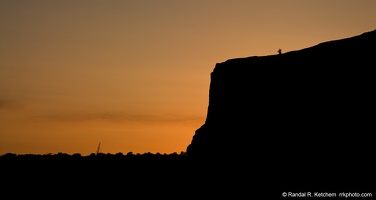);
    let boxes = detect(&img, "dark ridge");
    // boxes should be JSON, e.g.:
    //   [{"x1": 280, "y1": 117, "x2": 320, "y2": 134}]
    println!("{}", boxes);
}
[{"x1": 186, "y1": 29, "x2": 375, "y2": 192}]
